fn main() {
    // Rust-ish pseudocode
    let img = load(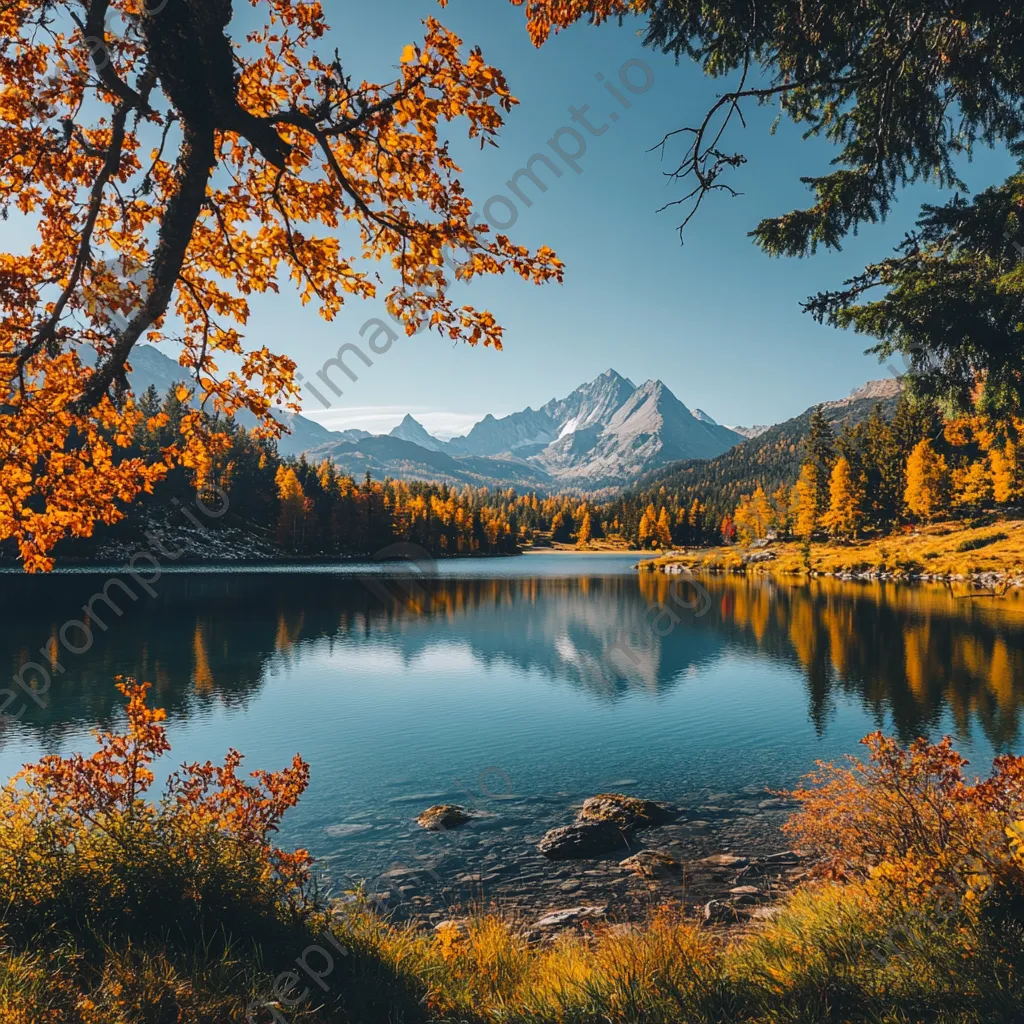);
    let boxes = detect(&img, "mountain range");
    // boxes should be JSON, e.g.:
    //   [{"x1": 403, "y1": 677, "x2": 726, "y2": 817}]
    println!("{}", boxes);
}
[
  {"x1": 124, "y1": 345, "x2": 901, "y2": 495},
  {"x1": 126, "y1": 350, "x2": 745, "y2": 490}
]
